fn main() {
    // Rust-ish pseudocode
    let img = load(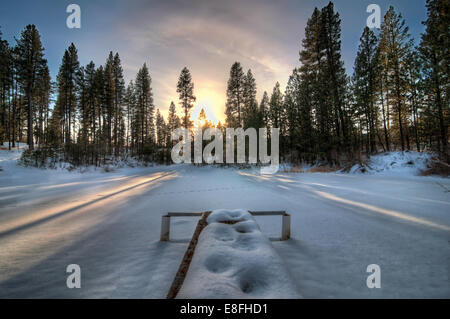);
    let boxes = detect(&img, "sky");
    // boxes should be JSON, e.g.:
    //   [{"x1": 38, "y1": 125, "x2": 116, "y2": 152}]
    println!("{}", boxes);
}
[{"x1": 0, "y1": 0, "x2": 427, "y2": 124}]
